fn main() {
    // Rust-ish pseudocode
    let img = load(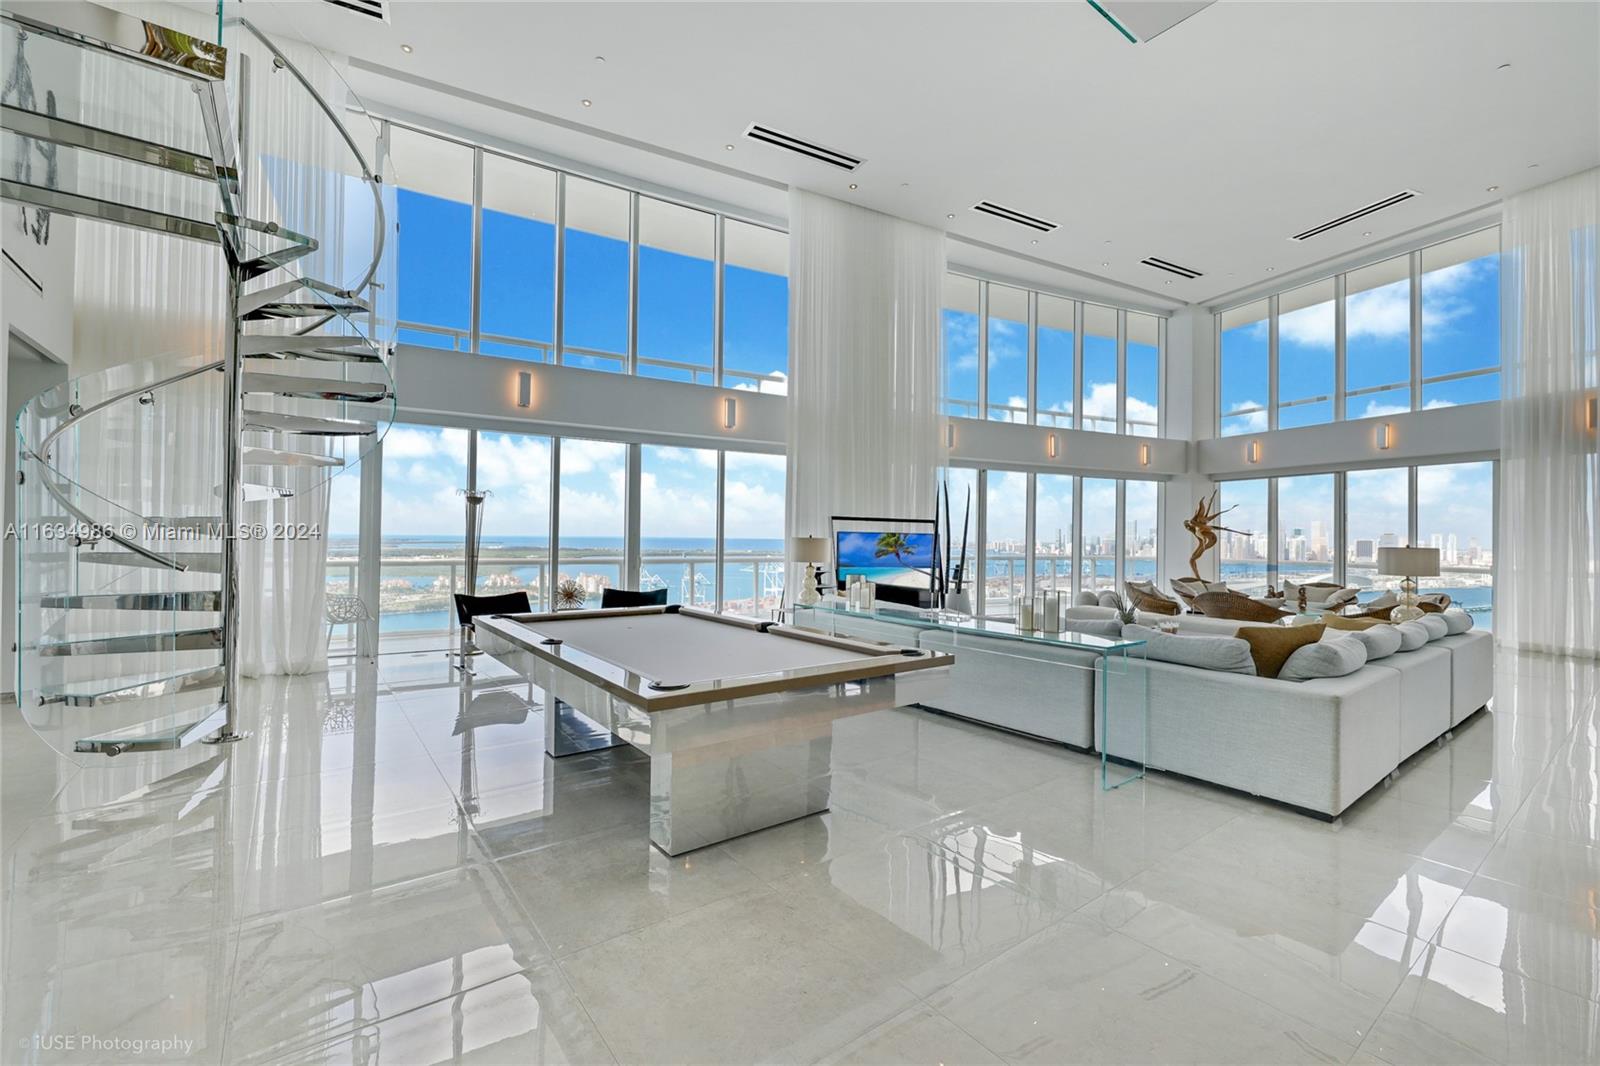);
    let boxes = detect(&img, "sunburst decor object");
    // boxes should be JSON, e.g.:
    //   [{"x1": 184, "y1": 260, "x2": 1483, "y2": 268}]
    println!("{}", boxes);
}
[{"x1": 554, "y1": 579, "x2": 587, "y2": 611}]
